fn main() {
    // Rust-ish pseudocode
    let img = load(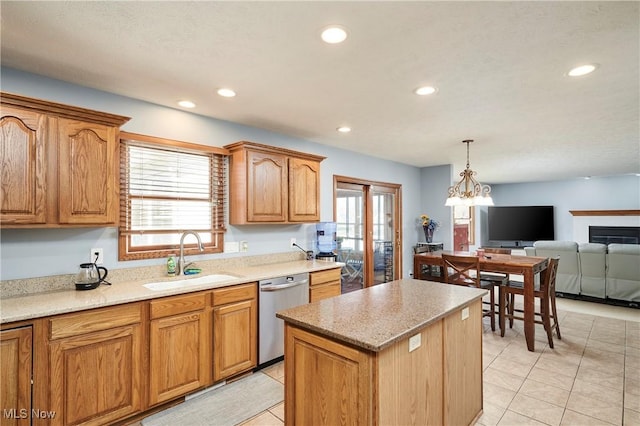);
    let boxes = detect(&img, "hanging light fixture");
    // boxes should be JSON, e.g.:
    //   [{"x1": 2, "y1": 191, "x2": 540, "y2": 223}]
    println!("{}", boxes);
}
[{"x1": 445, "y1": 139, "x2": 494, "y2": 206}]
